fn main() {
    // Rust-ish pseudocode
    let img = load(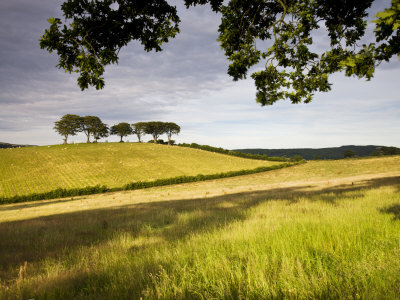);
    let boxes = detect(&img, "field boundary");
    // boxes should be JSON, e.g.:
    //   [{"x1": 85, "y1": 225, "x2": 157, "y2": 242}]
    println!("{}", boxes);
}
[
  {"x1": 177, "y1": 143, "x2": 293, "y2": 162},
  {"x1": 0, "y1": 161, "x2": 303, "y2": 205}
]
